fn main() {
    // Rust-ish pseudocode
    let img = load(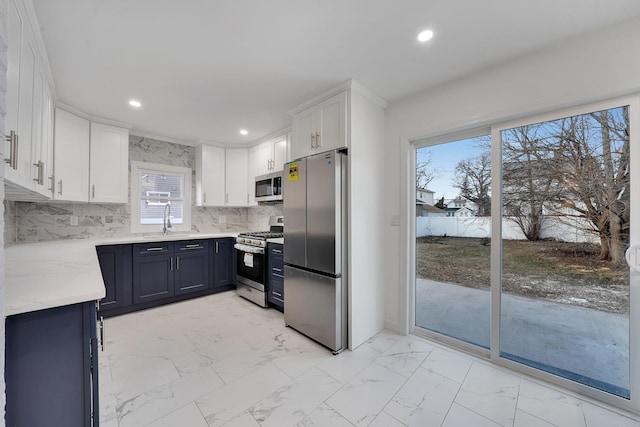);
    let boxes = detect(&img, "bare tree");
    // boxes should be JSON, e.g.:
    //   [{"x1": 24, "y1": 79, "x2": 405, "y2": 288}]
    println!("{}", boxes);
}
[
  {"x1": 550, "y1": 107, "x2": 630, "y2": 264},
  {"x1": 453, "y1": 151, "x2": 491, "y2": 216},
  {"x1": 502, "y1": 125, "x2": 562, "y2": 240},
  {"x1": 416, "y1": 152, "x2": 436, "y2": 189}
]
